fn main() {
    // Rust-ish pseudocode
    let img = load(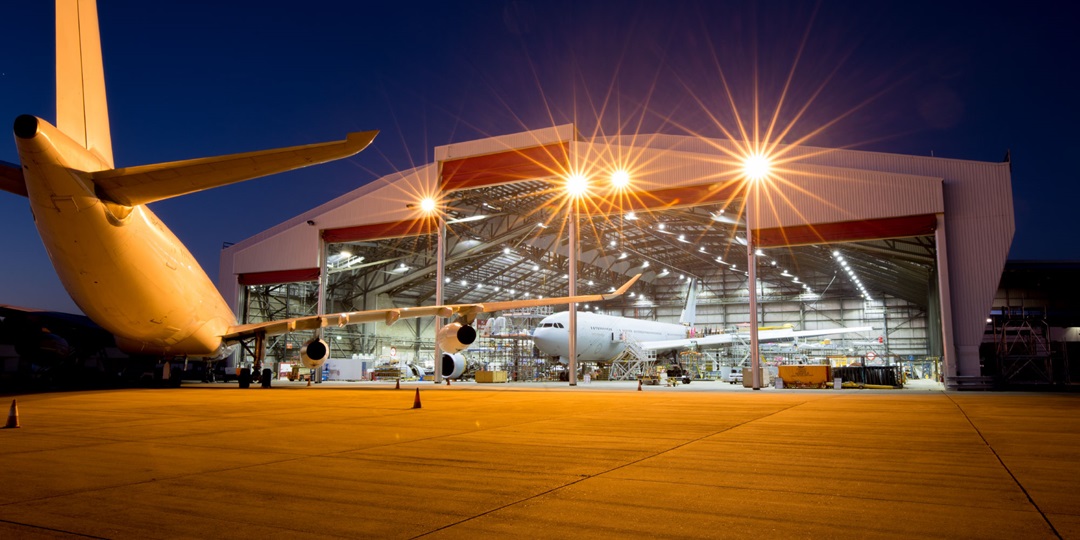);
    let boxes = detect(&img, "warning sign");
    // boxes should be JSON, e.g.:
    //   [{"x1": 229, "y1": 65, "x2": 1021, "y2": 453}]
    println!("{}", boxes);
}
[{"x1": 866, "y1": 351, "x2": 877, "y2": 361}]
